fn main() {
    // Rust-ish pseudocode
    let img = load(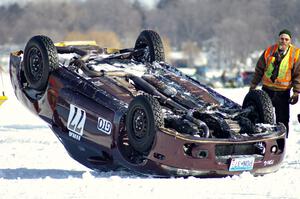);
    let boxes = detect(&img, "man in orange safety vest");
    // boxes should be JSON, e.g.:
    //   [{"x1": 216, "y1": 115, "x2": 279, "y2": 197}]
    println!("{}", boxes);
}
[{"x1": 250, "y1": 29, "x2": 300, "y2": 137}]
